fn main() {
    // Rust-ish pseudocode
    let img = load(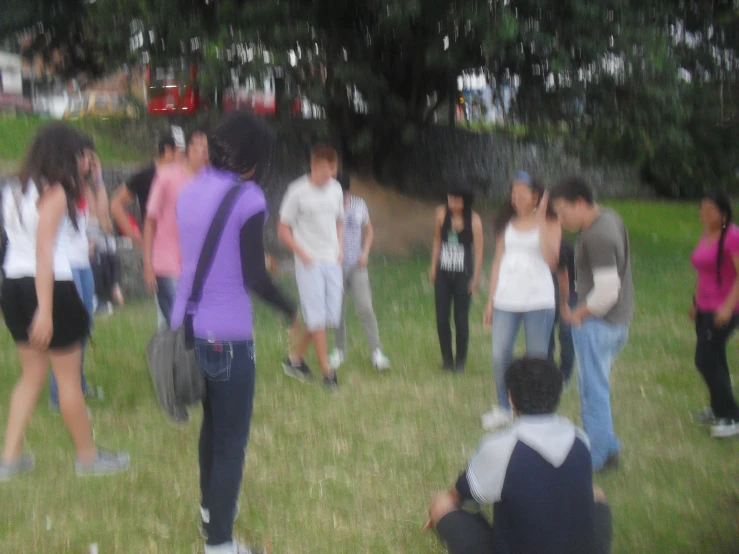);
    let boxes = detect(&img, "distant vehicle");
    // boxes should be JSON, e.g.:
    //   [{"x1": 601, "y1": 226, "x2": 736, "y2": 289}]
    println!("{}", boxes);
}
[
  {"x1": 223, "y1": 69, "x2": 304, "y2": 117},
  {"x1": 64, "y1": 91, "x2": 138, "y2": 119},
  {"x1": 146, "y1": 63, "x2": 207, "y2": 116},
  {"x1": 33, "y1": 85, "x2": 82, "y2": 119}
]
